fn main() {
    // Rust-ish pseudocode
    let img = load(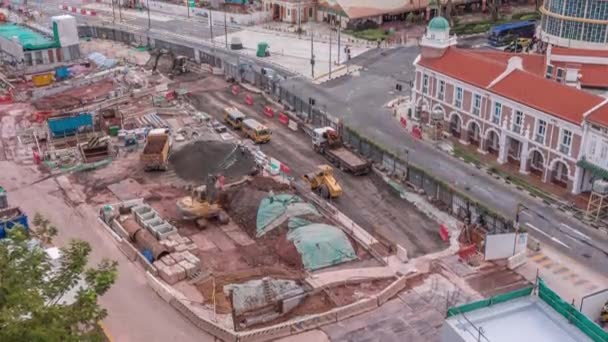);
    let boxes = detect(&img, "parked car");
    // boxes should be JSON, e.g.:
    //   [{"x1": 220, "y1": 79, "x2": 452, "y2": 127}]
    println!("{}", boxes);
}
[{"x1": 210, "y1": 119, "x2": 228, "y2": 133}]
